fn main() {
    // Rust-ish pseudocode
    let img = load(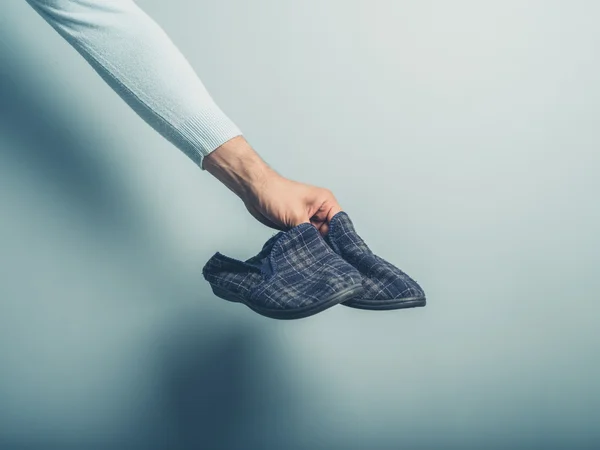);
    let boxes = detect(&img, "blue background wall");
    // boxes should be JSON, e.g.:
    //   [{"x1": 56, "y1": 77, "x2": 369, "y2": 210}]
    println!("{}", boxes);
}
[{"x1": 1, "y1": 1, "x2": 599, "y2": 448}]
